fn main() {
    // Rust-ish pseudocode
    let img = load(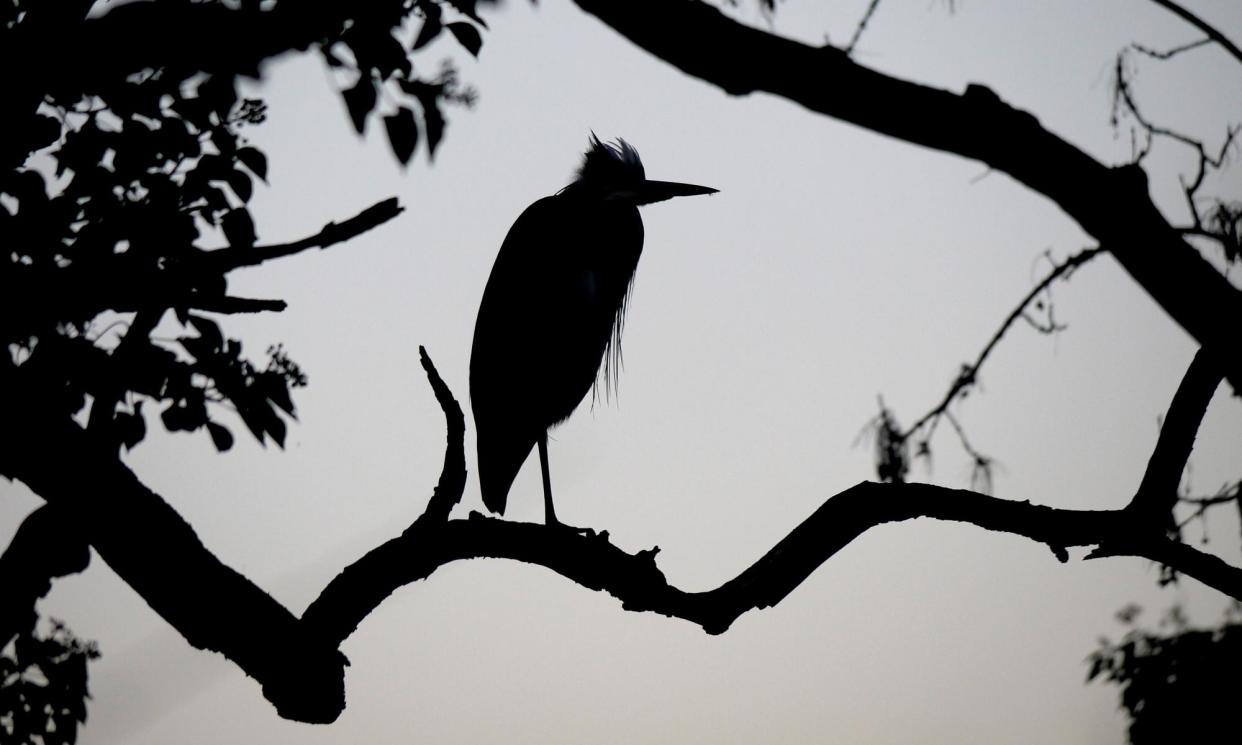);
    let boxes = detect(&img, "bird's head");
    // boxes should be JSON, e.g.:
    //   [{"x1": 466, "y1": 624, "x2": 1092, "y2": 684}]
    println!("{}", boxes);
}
[{"x1": 572, "y1": 134, "x2": 717, "y2": 205}]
